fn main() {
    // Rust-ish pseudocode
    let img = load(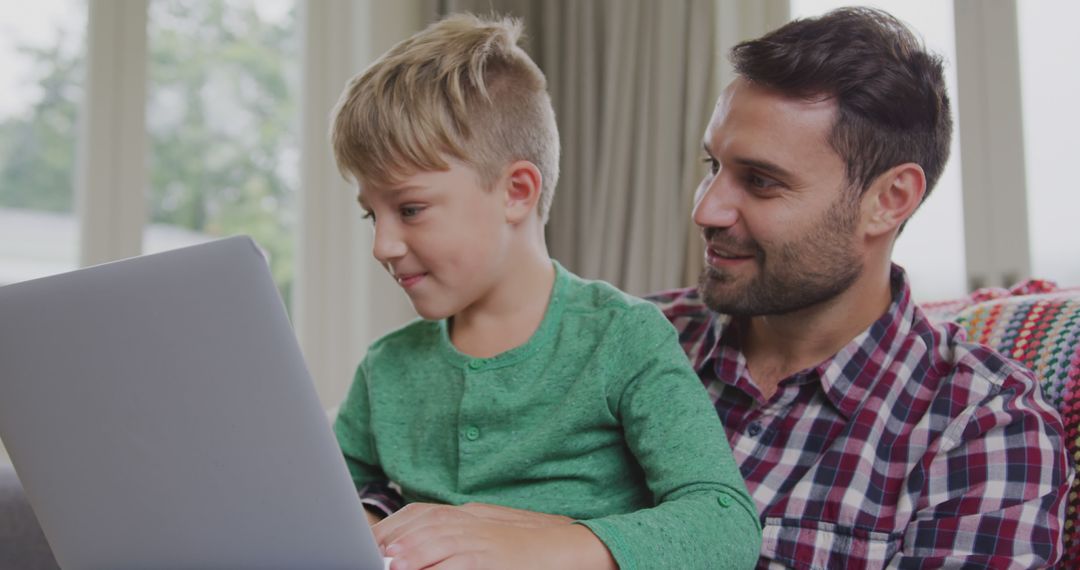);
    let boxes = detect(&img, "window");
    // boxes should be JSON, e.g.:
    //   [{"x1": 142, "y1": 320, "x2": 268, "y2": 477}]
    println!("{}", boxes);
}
[
  {"x1": 145, "y1": 0, "x2": 300, "y2": 307},
  {"x1": 790, "y1": 0, "x2": 967, "y2": 302},
  {"x1": 0, "y1": 1, "x2": 416, "y2": 416},
  {"x1": 0, "y1": 0, "x2": 86, "y2": 285},
  {"x1": 1018, "y1": 0, "x2": 1080, "y2": 287}
]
